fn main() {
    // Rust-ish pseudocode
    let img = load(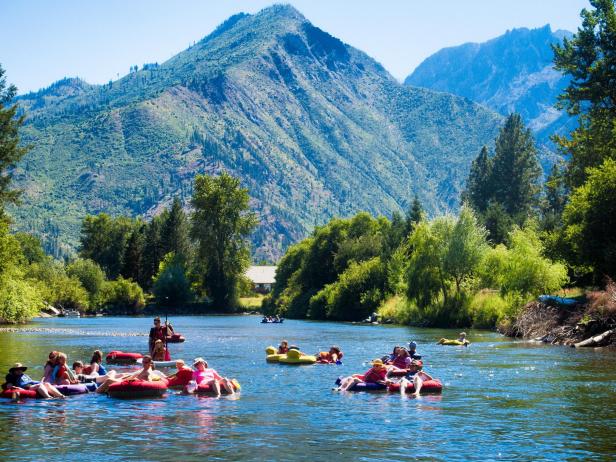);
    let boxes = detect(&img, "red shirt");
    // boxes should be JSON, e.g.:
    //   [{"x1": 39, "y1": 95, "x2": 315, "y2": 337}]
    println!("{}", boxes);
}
[{"x1": 362, "y1": 367, "x2": 387, "y2": 383}]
